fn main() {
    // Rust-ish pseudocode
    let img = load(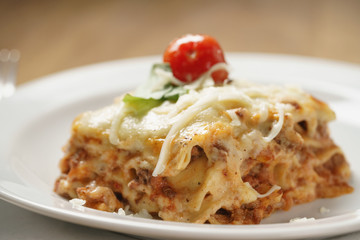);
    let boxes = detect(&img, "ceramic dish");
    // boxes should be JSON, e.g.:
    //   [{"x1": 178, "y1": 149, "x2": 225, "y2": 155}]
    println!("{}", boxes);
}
[{"x1": 1, "y1": 54, "x2": 360, "y2": 240}]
